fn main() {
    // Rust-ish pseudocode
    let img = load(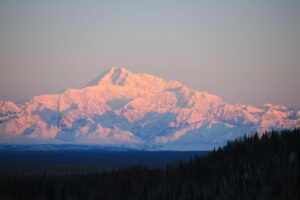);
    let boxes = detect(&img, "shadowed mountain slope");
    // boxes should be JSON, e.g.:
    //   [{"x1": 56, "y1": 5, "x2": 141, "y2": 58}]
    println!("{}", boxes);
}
[{"x1": 0, "y1": 67, "x2": 299, "y2": 150}]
